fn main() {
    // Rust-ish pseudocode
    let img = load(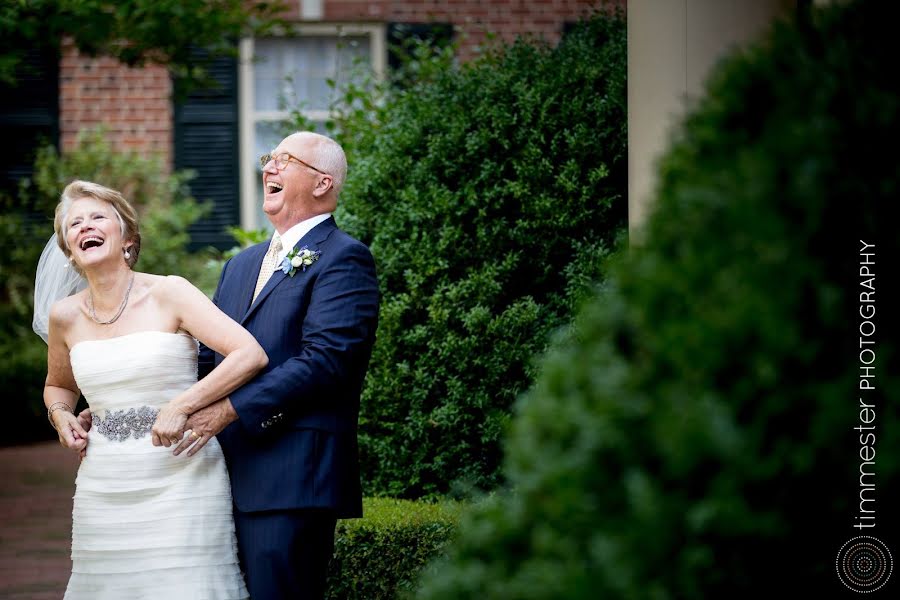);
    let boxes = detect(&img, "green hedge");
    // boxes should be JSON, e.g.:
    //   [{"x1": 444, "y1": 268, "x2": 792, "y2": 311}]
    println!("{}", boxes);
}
[
  {"x1": 327, "y1": 498, "x2": 460, "y2": 599},
  {"x1": 0, "y1": 182, "x2": 55, "y2": 443},
  {"x1": 416, "y1": 2, "x2": 899, "y2": 598},
  {"x1": 0, "y1": 303, "x2": 54, "y2": 445},
  {"x1": 331, "y1": 10, "x2": 627, "y2": 499}
]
